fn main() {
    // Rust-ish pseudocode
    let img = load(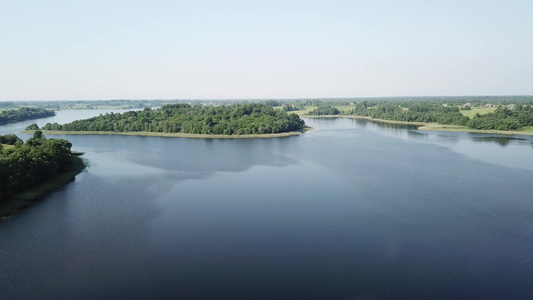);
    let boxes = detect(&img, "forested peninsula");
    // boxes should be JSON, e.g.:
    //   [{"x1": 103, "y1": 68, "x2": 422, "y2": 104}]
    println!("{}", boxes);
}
[
  {"x1": 0, "y1": 132, "x2": 85, "y2": 219},
  {"x1": 0, "y1": 107, "x2": 55, "y2": 125},
  {"x1": 349, "y1": 101, "x2": 533, "y2": 131},
  {"x1": 37, "y1": 103, "x2": 306, "y2": 137}
]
